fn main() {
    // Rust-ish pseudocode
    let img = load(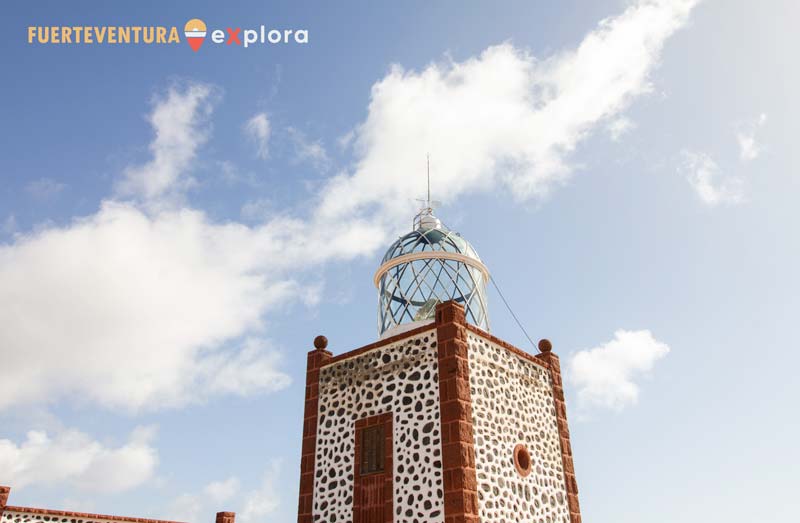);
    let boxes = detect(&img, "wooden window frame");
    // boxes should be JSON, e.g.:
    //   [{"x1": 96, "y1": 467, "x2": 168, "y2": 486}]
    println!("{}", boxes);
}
[{"x1": 353, "y1": 412, "x2": 393, "y2": 523}]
